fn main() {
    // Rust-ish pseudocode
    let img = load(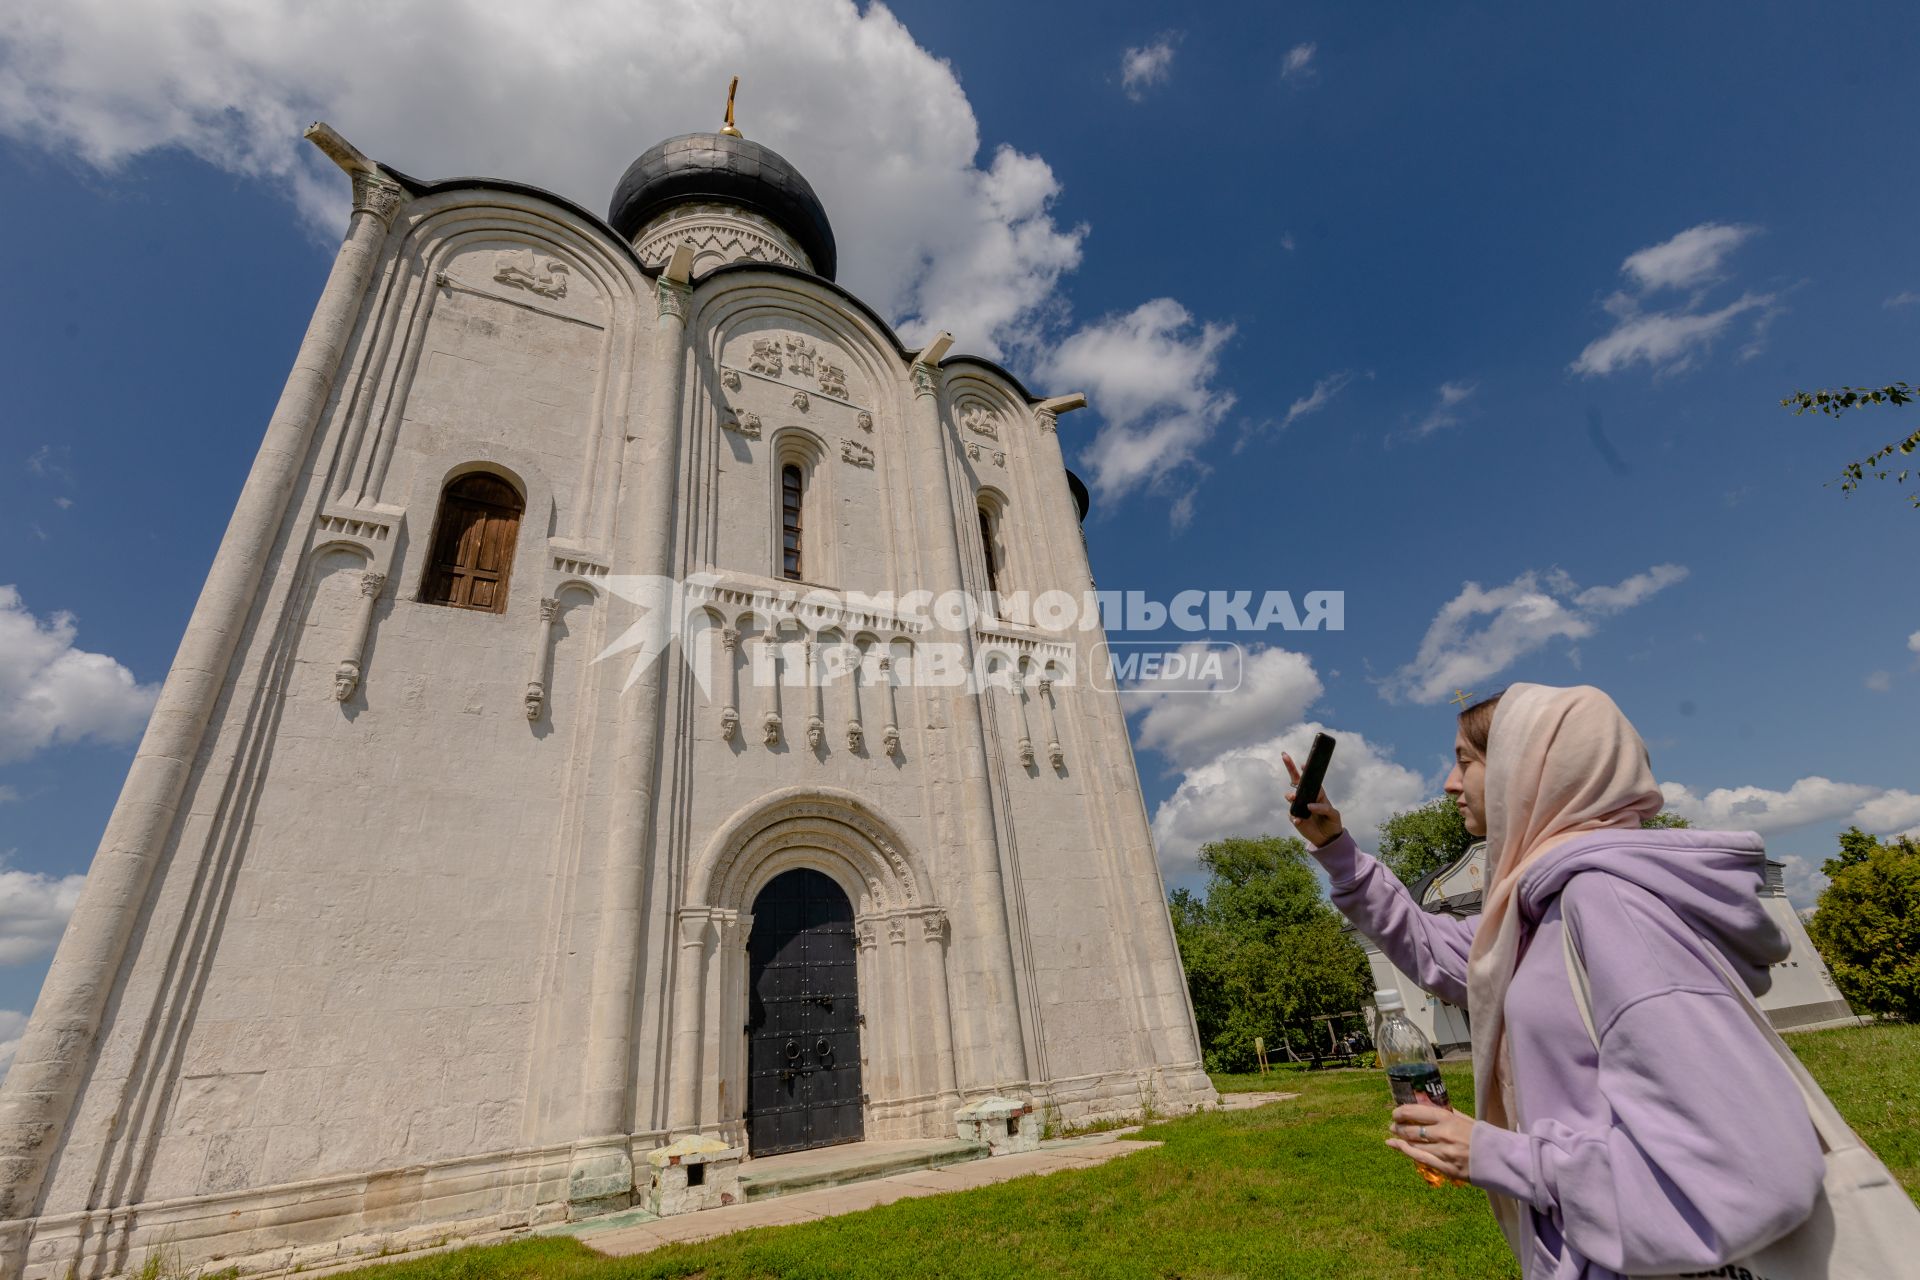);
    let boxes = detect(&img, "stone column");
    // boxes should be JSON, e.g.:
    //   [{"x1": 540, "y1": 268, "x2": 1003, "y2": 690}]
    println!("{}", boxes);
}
[
  {"x1": 571, "y1": 246, "x2": 695, "y2": 1206},
  {"x1": 1037, "y1": 676, "x2": 1064, "y2": 770},
  {"x1": 720, "y1": 911, "x2": 751, "y2": 1138},
  {"x1": 668, "y1": 910, "x2": 714, "y2": 1134},
  {"x1": 844, "y1": 640, "x2": 865, "y2": 752},
  {"x1": 524, "y1": 596, "x2": 558, "y2": 721},
  {"x1": 0, "y1": 128, "x2": 404, "y2": 1220},
  {"x1": 877, "y1": 653, "x2": 901, "y2": 756},
  {"x1": 717, "y1": 627, "x2": 740, "y2": 741},
  {"x1": 918, "y1": 910, "x2": 959, "y2": 1104},
  {"x1": 855, "y1": 918, "x2": 879, "y2": 1100},
  {"x1": 1008, "y1": 664, "x2": 1034, "y2": 767},
  {"x1": 803, "y1": 637, "x2": 825, "y2": 751},
  {"x1": 760, "y1": 634, "x2": 784, "y2": 745},
  {"x1": 886, "y1": 916, "x2": 913, "y2": 1100},
  {"x1": 331, "y1": 569, "x2": 388, "y2": 702},
  {"x1": 903, "y1": 348, "x2": 1032, "y2": 1091}
]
